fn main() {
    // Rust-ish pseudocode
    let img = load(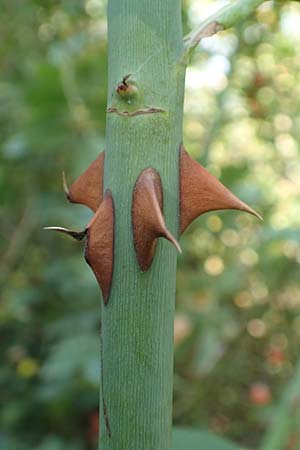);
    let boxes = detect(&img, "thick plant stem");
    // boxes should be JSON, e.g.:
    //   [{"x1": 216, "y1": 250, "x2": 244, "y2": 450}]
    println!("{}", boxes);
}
[{"x1": 100, "y1": 1, "x2": 185, "y2": 449}]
